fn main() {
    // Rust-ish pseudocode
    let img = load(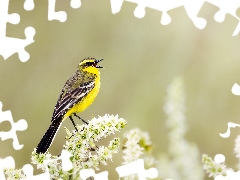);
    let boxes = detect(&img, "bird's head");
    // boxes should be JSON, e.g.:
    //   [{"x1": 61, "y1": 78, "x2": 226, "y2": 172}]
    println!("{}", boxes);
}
[{"x1": 78, "y1": 57, "x2": 103, "y2": 74}]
